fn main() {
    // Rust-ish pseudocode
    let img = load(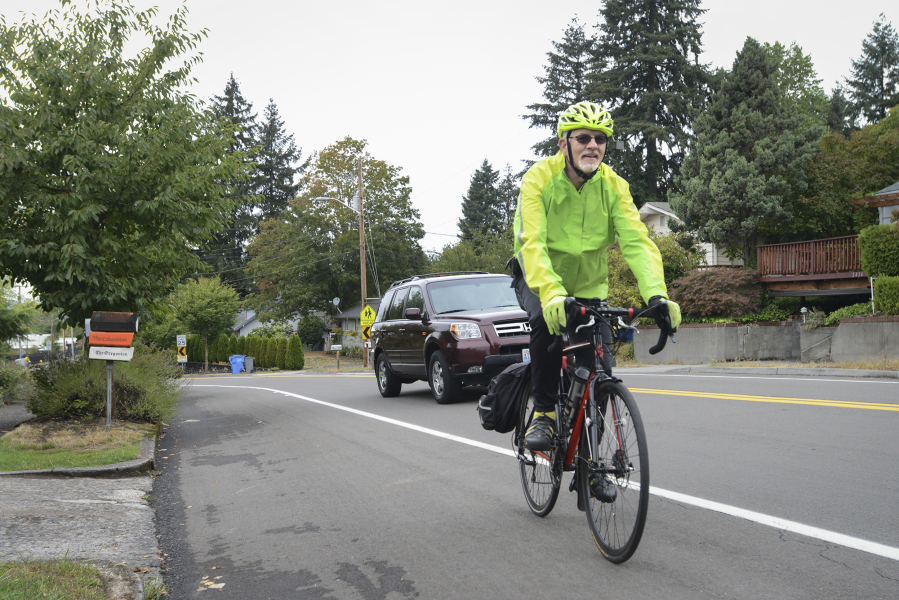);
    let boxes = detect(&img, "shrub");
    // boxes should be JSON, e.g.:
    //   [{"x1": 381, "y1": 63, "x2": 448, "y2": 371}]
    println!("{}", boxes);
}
[
  {"x1": 286, "y1": 334, "x2": 304, "y2": 370},
  {"x1": 27, "y1": 346, "x2": 181, "y2": 422},
  {"x1": 823, "y1": 302, "x2": 873, "y2": 326},
  {"x1": 276, "y1": 337, "x2": 287, "y2": 370},
  {"x1": 215, "y1": 332, "x2": 230, "y2": 363},
  {"x1": 0, "y1": 363, "x2": 36, "y2": 405},
  {"x1": 228, "y1": 334, "x2": 238, "y2": 357},
  {"x1": 802, "y1": 308, "x2": 828, "y2": 330},
  {"x1": 669, "y1": 268, "x2": 763, "y2": 317},
  {"x1": 266, "y1": 337, "x2": 279, "y2": 368},
  {"x1": 248, "y1": 336, "x2": 258, "y2": 362},
  {"x1": 297, "y1": 315, "x2": 327, "y2": 347},
  {"x1": 858, "y1": 224, "x2": 899, "y2": 277},
  {"x1": 254, "y1": 338, "x2": 265, "y2": 368},
  {"x1": 733, "y1": 304, "x2": 791, "y2": 324},
  {"x1": 875, "y1": 276, "x2": 899, "y2": 315},
  {"x1": 237, "y1": 336, "x2": 246, "y2": 355}
]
